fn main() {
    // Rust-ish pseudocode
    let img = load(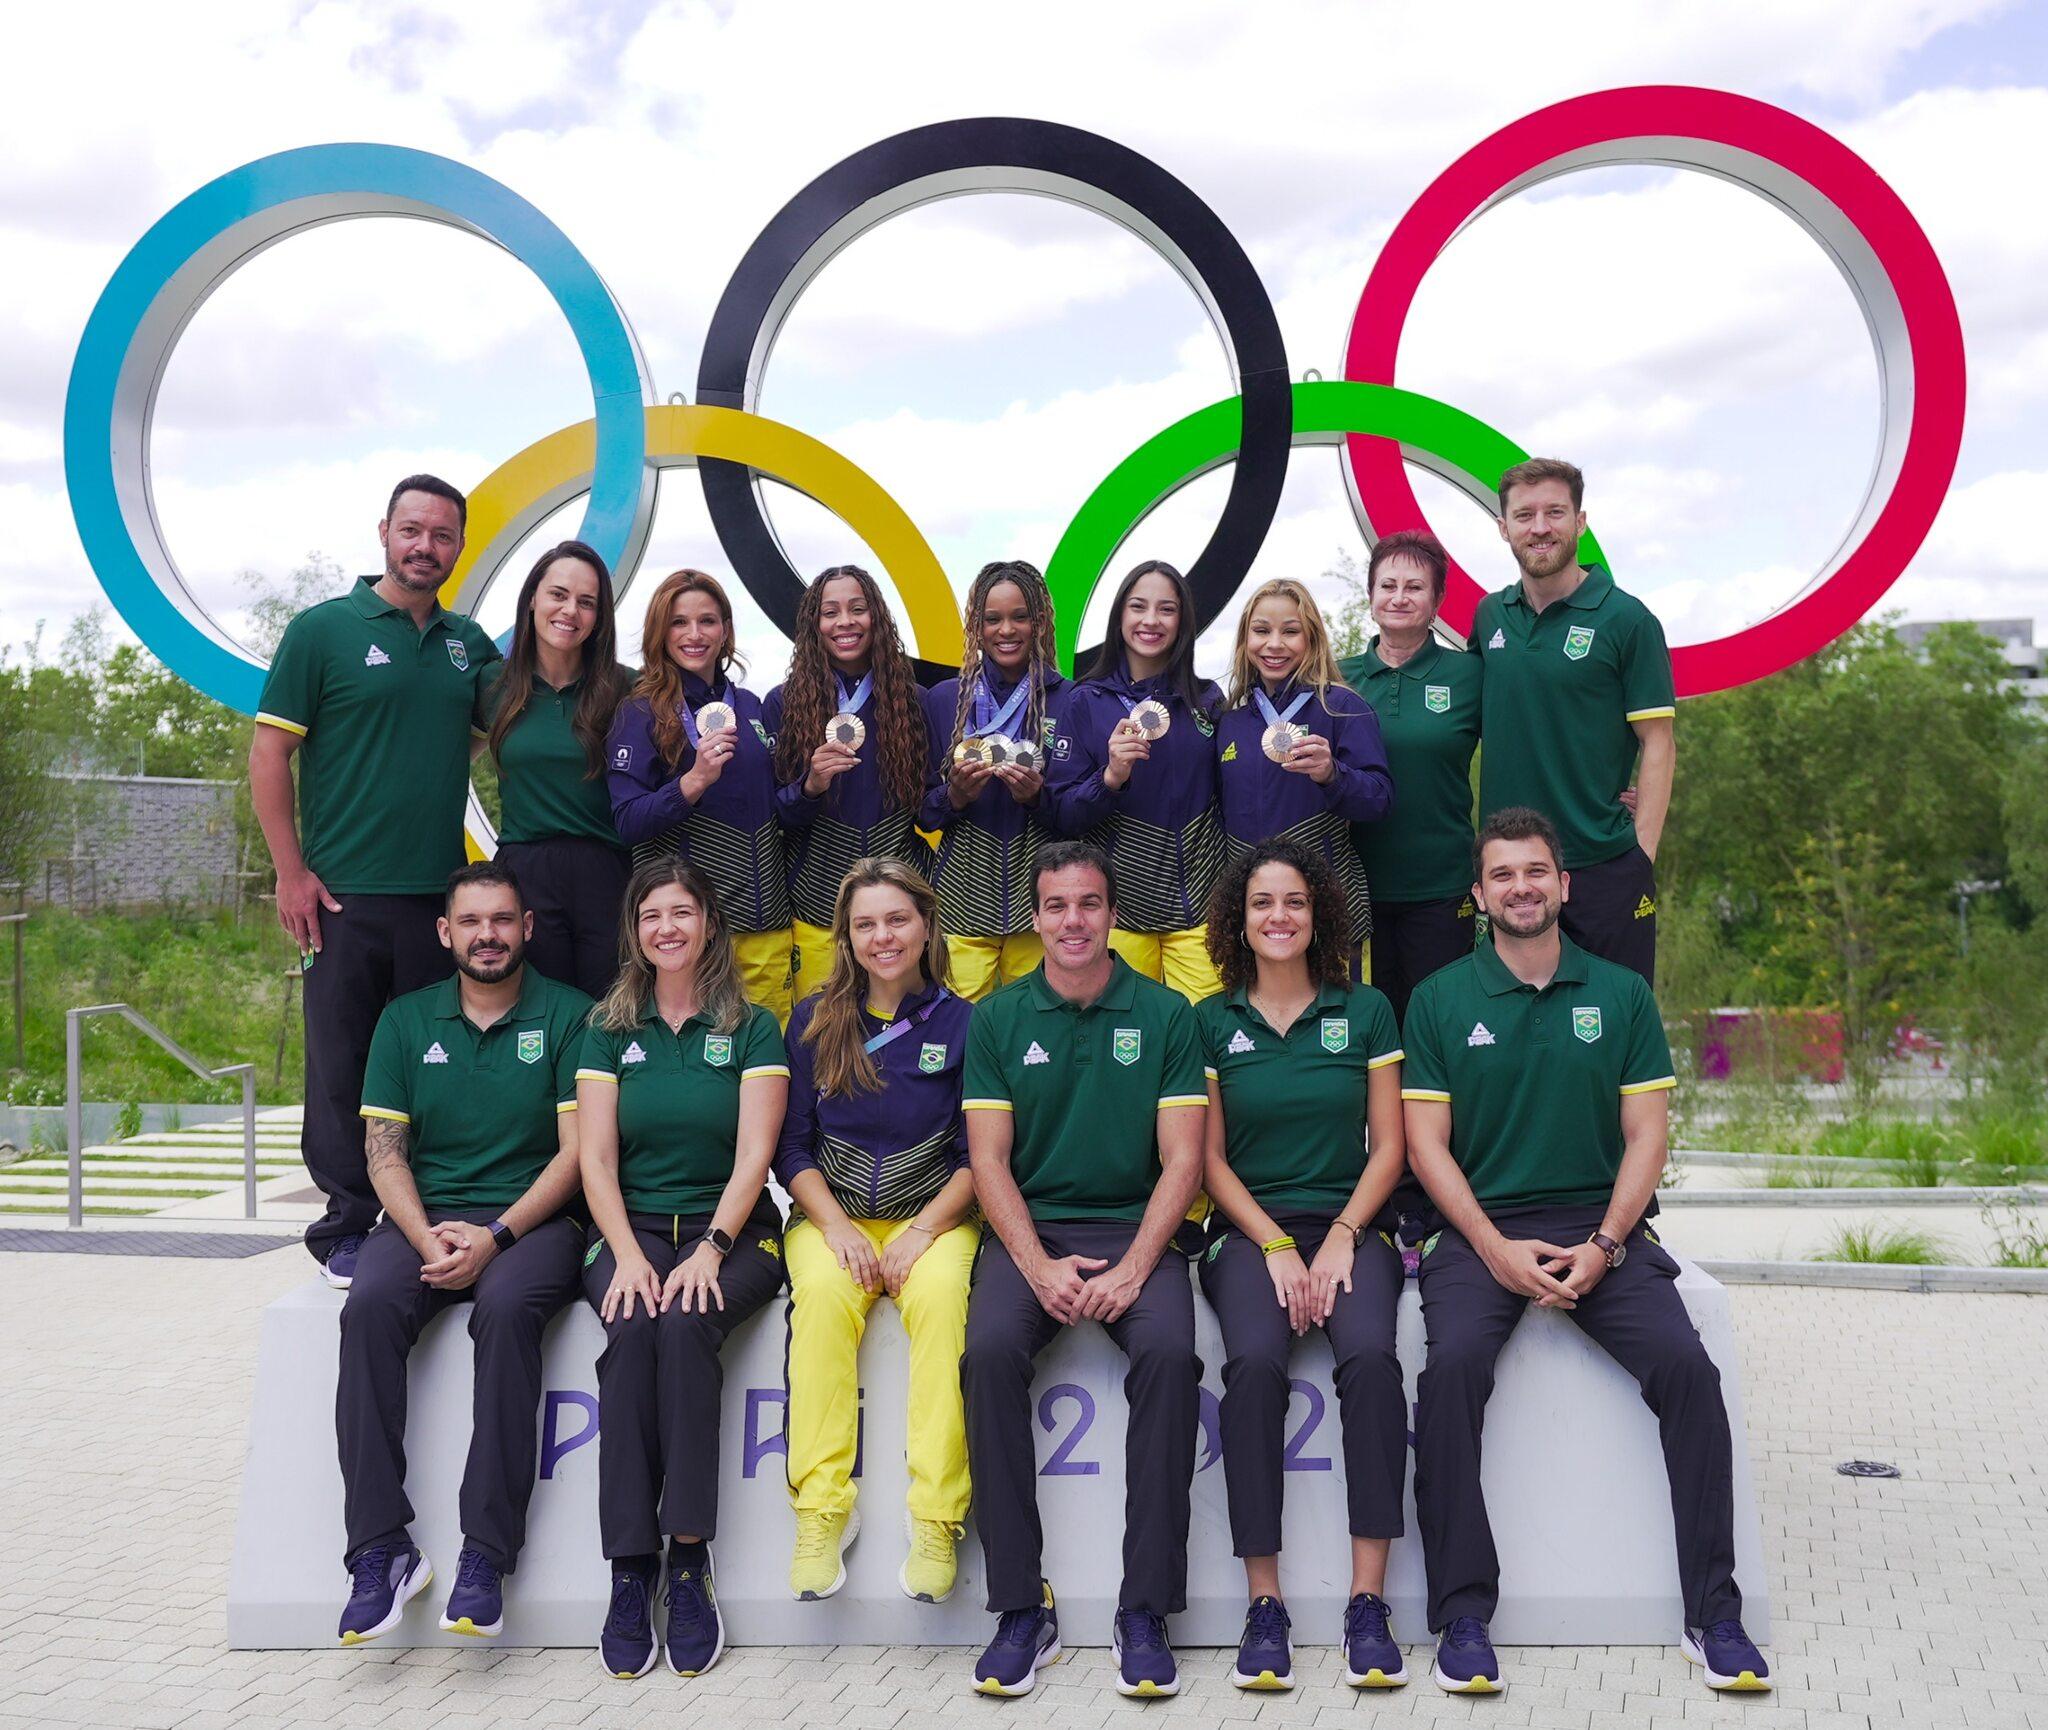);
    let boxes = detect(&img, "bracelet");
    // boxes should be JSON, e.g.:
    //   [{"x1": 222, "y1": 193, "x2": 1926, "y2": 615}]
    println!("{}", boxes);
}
[
  {"x1": 1261, "y1": 1234, "x2": 1297, "y2": 1257},
  {"x1": 903, "y1": 1222, "x2": 934, "y2": 1238},
  {"x1": 1334, "y1": 1218, "x2": 1364, "y2": 1246}
]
